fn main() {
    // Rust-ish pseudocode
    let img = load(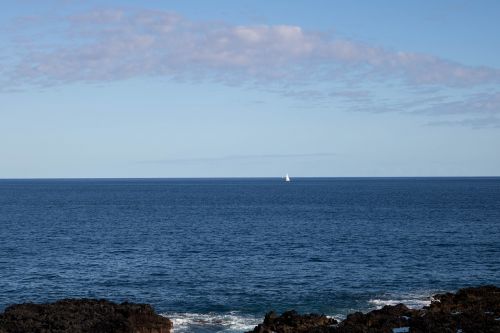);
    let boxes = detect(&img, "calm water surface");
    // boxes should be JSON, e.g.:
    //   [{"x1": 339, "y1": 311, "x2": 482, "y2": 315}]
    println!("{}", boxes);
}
[{"x1": 0, "y1": 178, "x2": 499, "y2": 332}]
